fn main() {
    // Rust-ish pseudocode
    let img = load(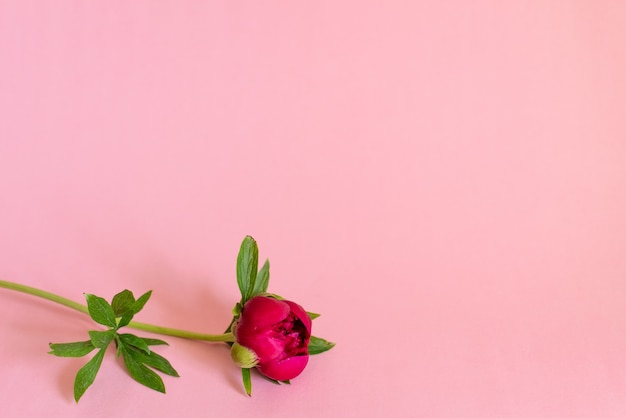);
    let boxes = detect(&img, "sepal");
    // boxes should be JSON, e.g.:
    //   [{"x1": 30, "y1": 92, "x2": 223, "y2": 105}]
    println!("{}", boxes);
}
[{"x1": 230, "y1": 342, "x2": 259, "y2": 369}]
